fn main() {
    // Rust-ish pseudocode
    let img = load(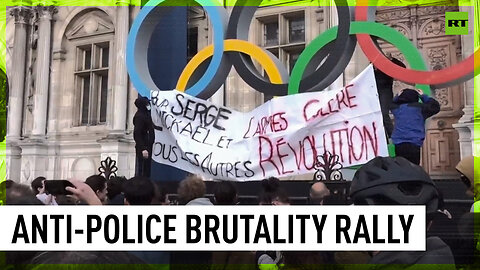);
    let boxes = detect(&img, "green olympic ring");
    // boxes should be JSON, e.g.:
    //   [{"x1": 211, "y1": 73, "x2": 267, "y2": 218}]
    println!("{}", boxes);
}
[{"x1": 289, "y1": 21, "x2": 430, "y2": 95}]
